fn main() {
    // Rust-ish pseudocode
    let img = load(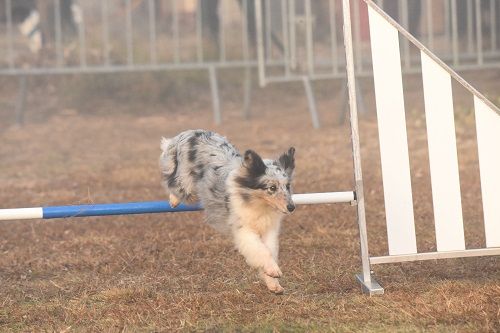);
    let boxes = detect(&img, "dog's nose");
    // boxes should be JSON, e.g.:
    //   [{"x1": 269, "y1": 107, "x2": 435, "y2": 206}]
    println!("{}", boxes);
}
[{"x1": 287, "y1": 204, "x2": 295, "y2": 213}]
